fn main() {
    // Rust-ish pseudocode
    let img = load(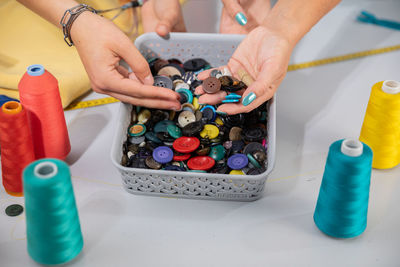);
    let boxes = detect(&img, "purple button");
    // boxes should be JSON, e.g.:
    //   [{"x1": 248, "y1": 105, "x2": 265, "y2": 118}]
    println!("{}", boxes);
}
[
  {"x1": 227, "y1": 154, "x2": 249, "y2": 170},
  {"x1": 153, "y1": 146, "x2": 173, "y2": 164}
]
